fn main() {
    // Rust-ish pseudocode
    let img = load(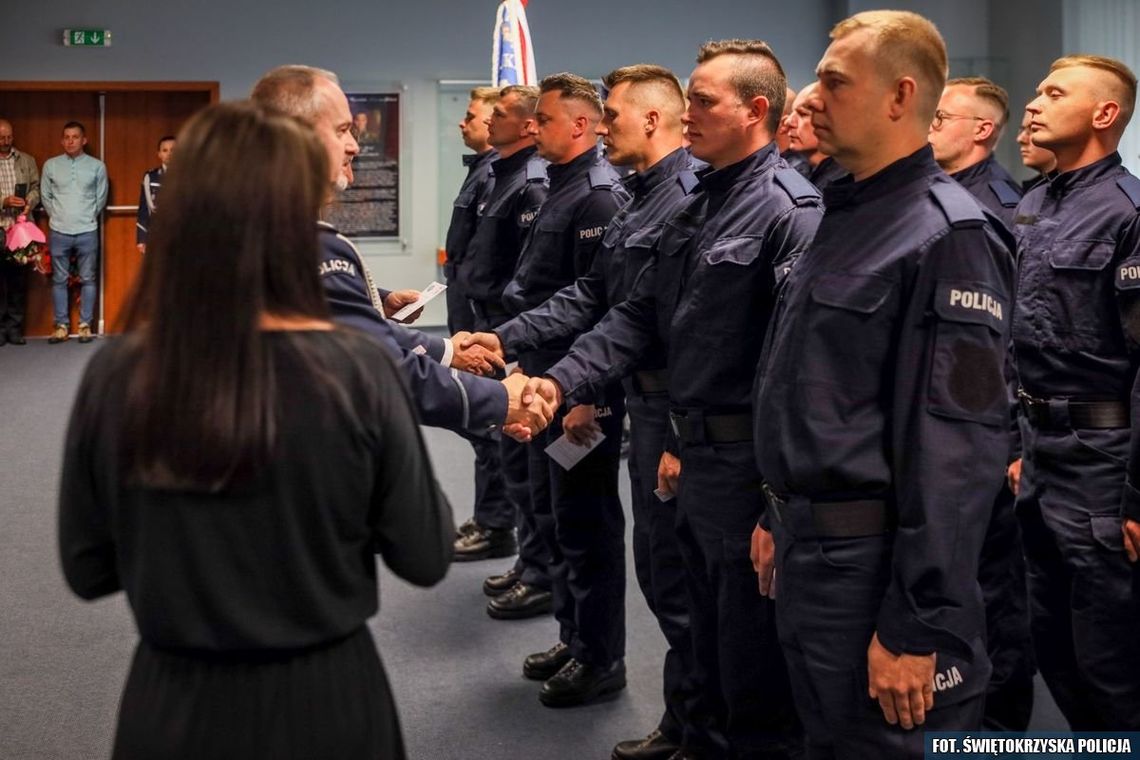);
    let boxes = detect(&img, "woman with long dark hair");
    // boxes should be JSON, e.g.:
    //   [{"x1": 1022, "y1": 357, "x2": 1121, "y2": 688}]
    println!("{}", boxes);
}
[{"x1": 58, "y1": 101, "x2": 453, "y2": 759}]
